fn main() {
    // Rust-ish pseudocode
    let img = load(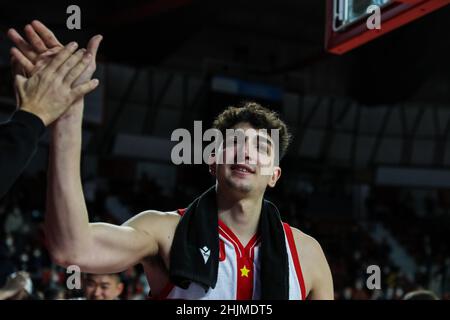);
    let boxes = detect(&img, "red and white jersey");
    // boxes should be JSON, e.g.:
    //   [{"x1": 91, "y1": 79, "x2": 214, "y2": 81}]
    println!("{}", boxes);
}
[{"x1": 155, "y1": 209, "x2": 307, "y2": 300}]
